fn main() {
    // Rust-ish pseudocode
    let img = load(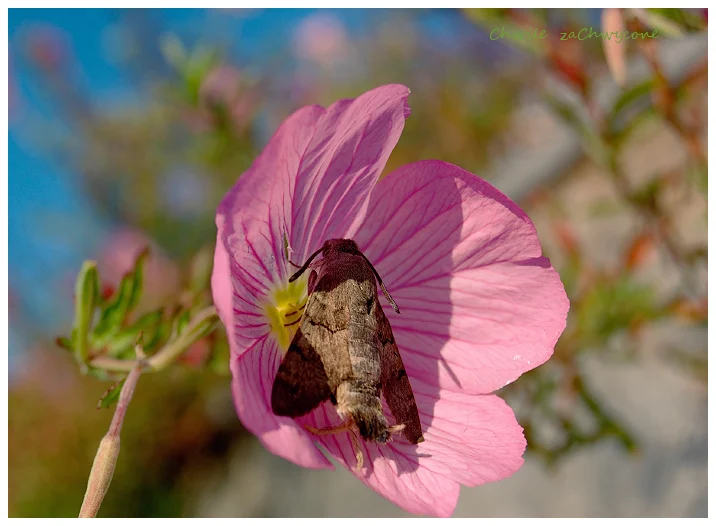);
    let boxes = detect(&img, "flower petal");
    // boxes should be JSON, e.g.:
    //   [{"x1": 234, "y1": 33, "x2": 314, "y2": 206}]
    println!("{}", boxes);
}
[
  {"x1": 211, "y1": 230, "x2": 239, "y2": 357},
  {"x1": 213, "y1": 105, "x2": 326, "y2": 352},
  {"x1": 355, "y1": 160, "x2": 569, "y2": 394},
  {"x1": 290, "y1": 84, "x2": 411, "y2": 261},
  {"x1": 231, "y1": 336, "x2": 332, "y2": 470},
  {"x1": 397, "y1": 379, "x2": 526, "y2": 488},
  {"x1": 214, "y1": 84, "x2": 411, "y2": 353},
  {"x1": 303, "y1": 379, "x2": 524, "y2": 516},
  {"x1": 300, "y1": 402, "x2": 459, "y2": 517}
]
